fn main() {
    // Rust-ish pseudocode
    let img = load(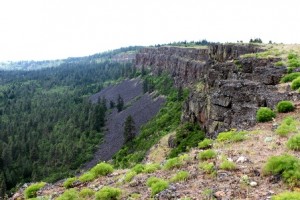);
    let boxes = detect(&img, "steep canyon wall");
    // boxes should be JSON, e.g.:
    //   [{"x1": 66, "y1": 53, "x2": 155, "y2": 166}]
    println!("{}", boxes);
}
[{"x1": 135, "y1": 44, "x2": 299, "y2": 137}]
